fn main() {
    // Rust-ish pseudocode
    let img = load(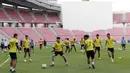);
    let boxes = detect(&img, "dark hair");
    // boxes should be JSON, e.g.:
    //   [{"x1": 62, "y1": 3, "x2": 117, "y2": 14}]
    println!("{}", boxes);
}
[
  {"x1": 25, "y1": 35, "x2": 28, "y2": 37},
  {"x1": 56, "y1": 37, "x2": 60, "y2": 39},
  {"x1": 96, "y1": 34, "x2": 99, "y2": 36},
  {"x1": 107, "y1": 33, "x2": 110, "y2": 36},
  {"x1": 14, "y1": 33, "x2": 18, "y2": 37},
  {"x1": 84, "y1": 35, "x2": 89, "y2": 38}
]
